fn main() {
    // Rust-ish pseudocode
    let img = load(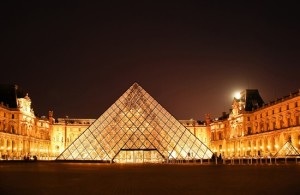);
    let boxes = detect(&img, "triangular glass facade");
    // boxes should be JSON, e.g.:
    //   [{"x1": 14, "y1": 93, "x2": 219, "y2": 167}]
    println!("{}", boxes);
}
[
  {"x1": 274, "y1": 141, "x2": 300, "y2": 157},
  {"x1": 57, "y1": 83, "x2": 213, "y2": 163}
]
